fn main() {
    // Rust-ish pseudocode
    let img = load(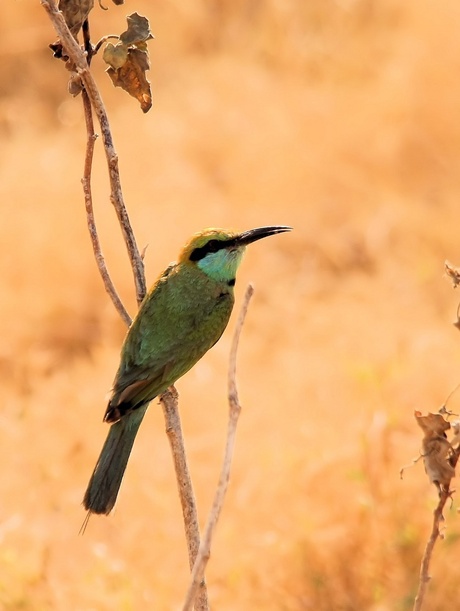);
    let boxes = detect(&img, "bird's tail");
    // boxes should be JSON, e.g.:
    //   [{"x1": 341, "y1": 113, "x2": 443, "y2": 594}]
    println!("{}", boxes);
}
[{"x1": 83, "y1": 405, "x2": 148, "y2": 515}]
